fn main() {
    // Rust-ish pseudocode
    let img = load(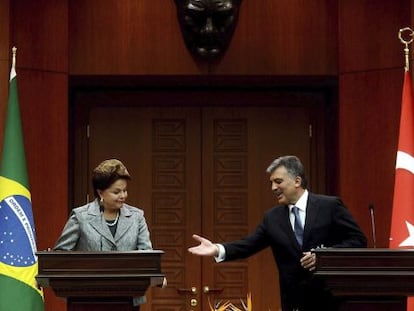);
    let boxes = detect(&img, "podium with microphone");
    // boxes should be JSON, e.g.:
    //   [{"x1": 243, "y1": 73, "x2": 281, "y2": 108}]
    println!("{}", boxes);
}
[{"x1": 313, "y1": 248, "x2": 414, "y2": 311}]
